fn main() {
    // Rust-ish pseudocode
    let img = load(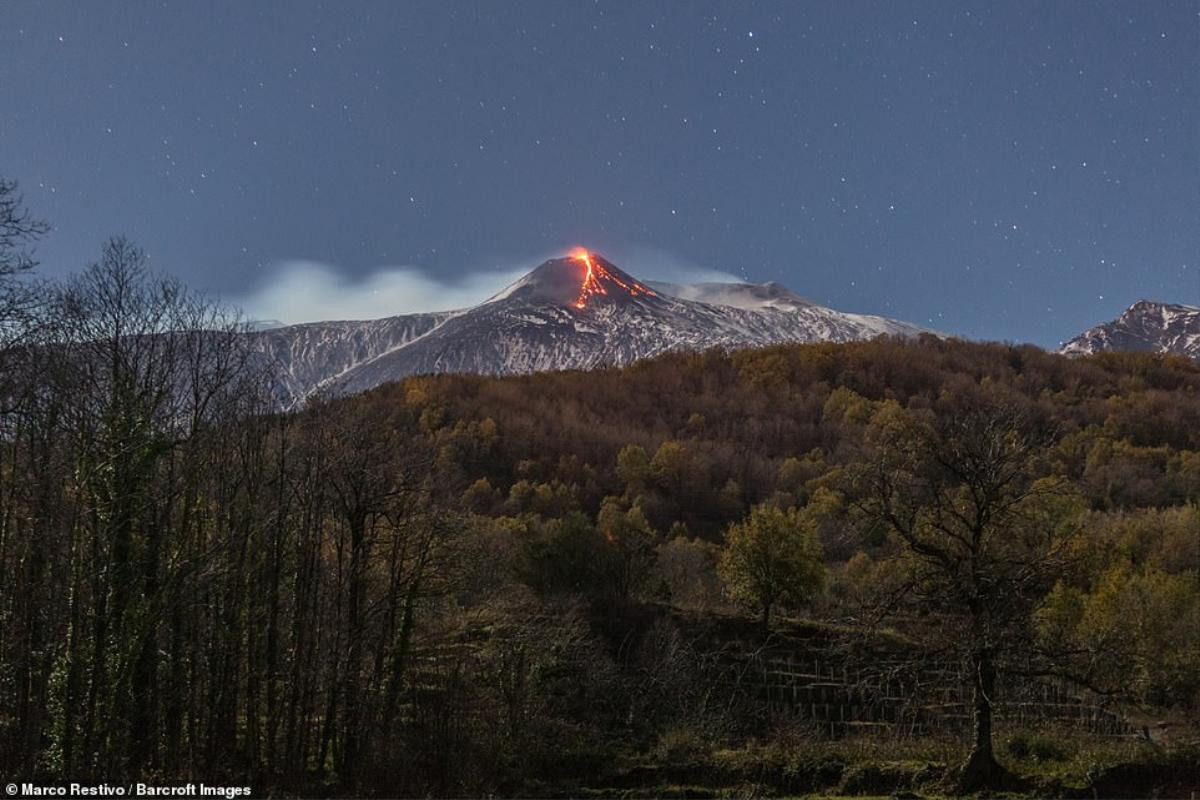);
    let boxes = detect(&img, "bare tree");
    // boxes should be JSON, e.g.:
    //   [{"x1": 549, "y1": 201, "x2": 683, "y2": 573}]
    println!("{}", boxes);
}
[
  {"x1": 0, "y1": 177, "x2": 50, "y2": 412},
  {"x1": 0, "y1": 178, "x2": 49, "y2": 276},
  {"x1": 853, "y1": 395, "x2": 1080, "y2": 790},
  {"x1": 0, "y1": 179, "x2": 53, "y2": 775},
  {"x1": 47, "y1": 236, "x2": 264, "y2": 775}
]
